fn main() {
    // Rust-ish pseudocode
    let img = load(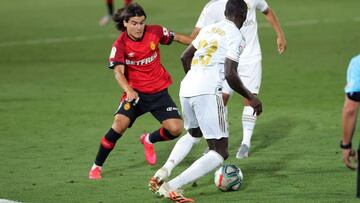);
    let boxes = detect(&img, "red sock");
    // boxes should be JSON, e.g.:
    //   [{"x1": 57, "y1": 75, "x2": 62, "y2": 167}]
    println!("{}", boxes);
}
[{"x1": 124, "y1": 0, "x2": 132, "y2": 6}]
